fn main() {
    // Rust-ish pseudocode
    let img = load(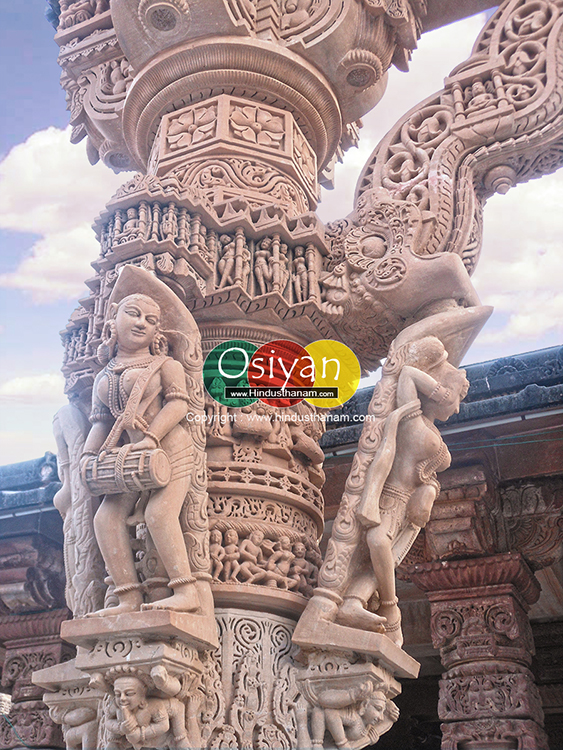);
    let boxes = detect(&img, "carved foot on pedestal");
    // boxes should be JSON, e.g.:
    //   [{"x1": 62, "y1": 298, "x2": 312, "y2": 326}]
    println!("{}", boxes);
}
[
  {"x1": 141, "y1": 581, "x2": 200, "y2": 613},
  {"x1": 336, "y1": 597, "x2": 387, "y2": 633},
  {"x1": 85, "y1": 589, "x2": 143, "y2": 617}
]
